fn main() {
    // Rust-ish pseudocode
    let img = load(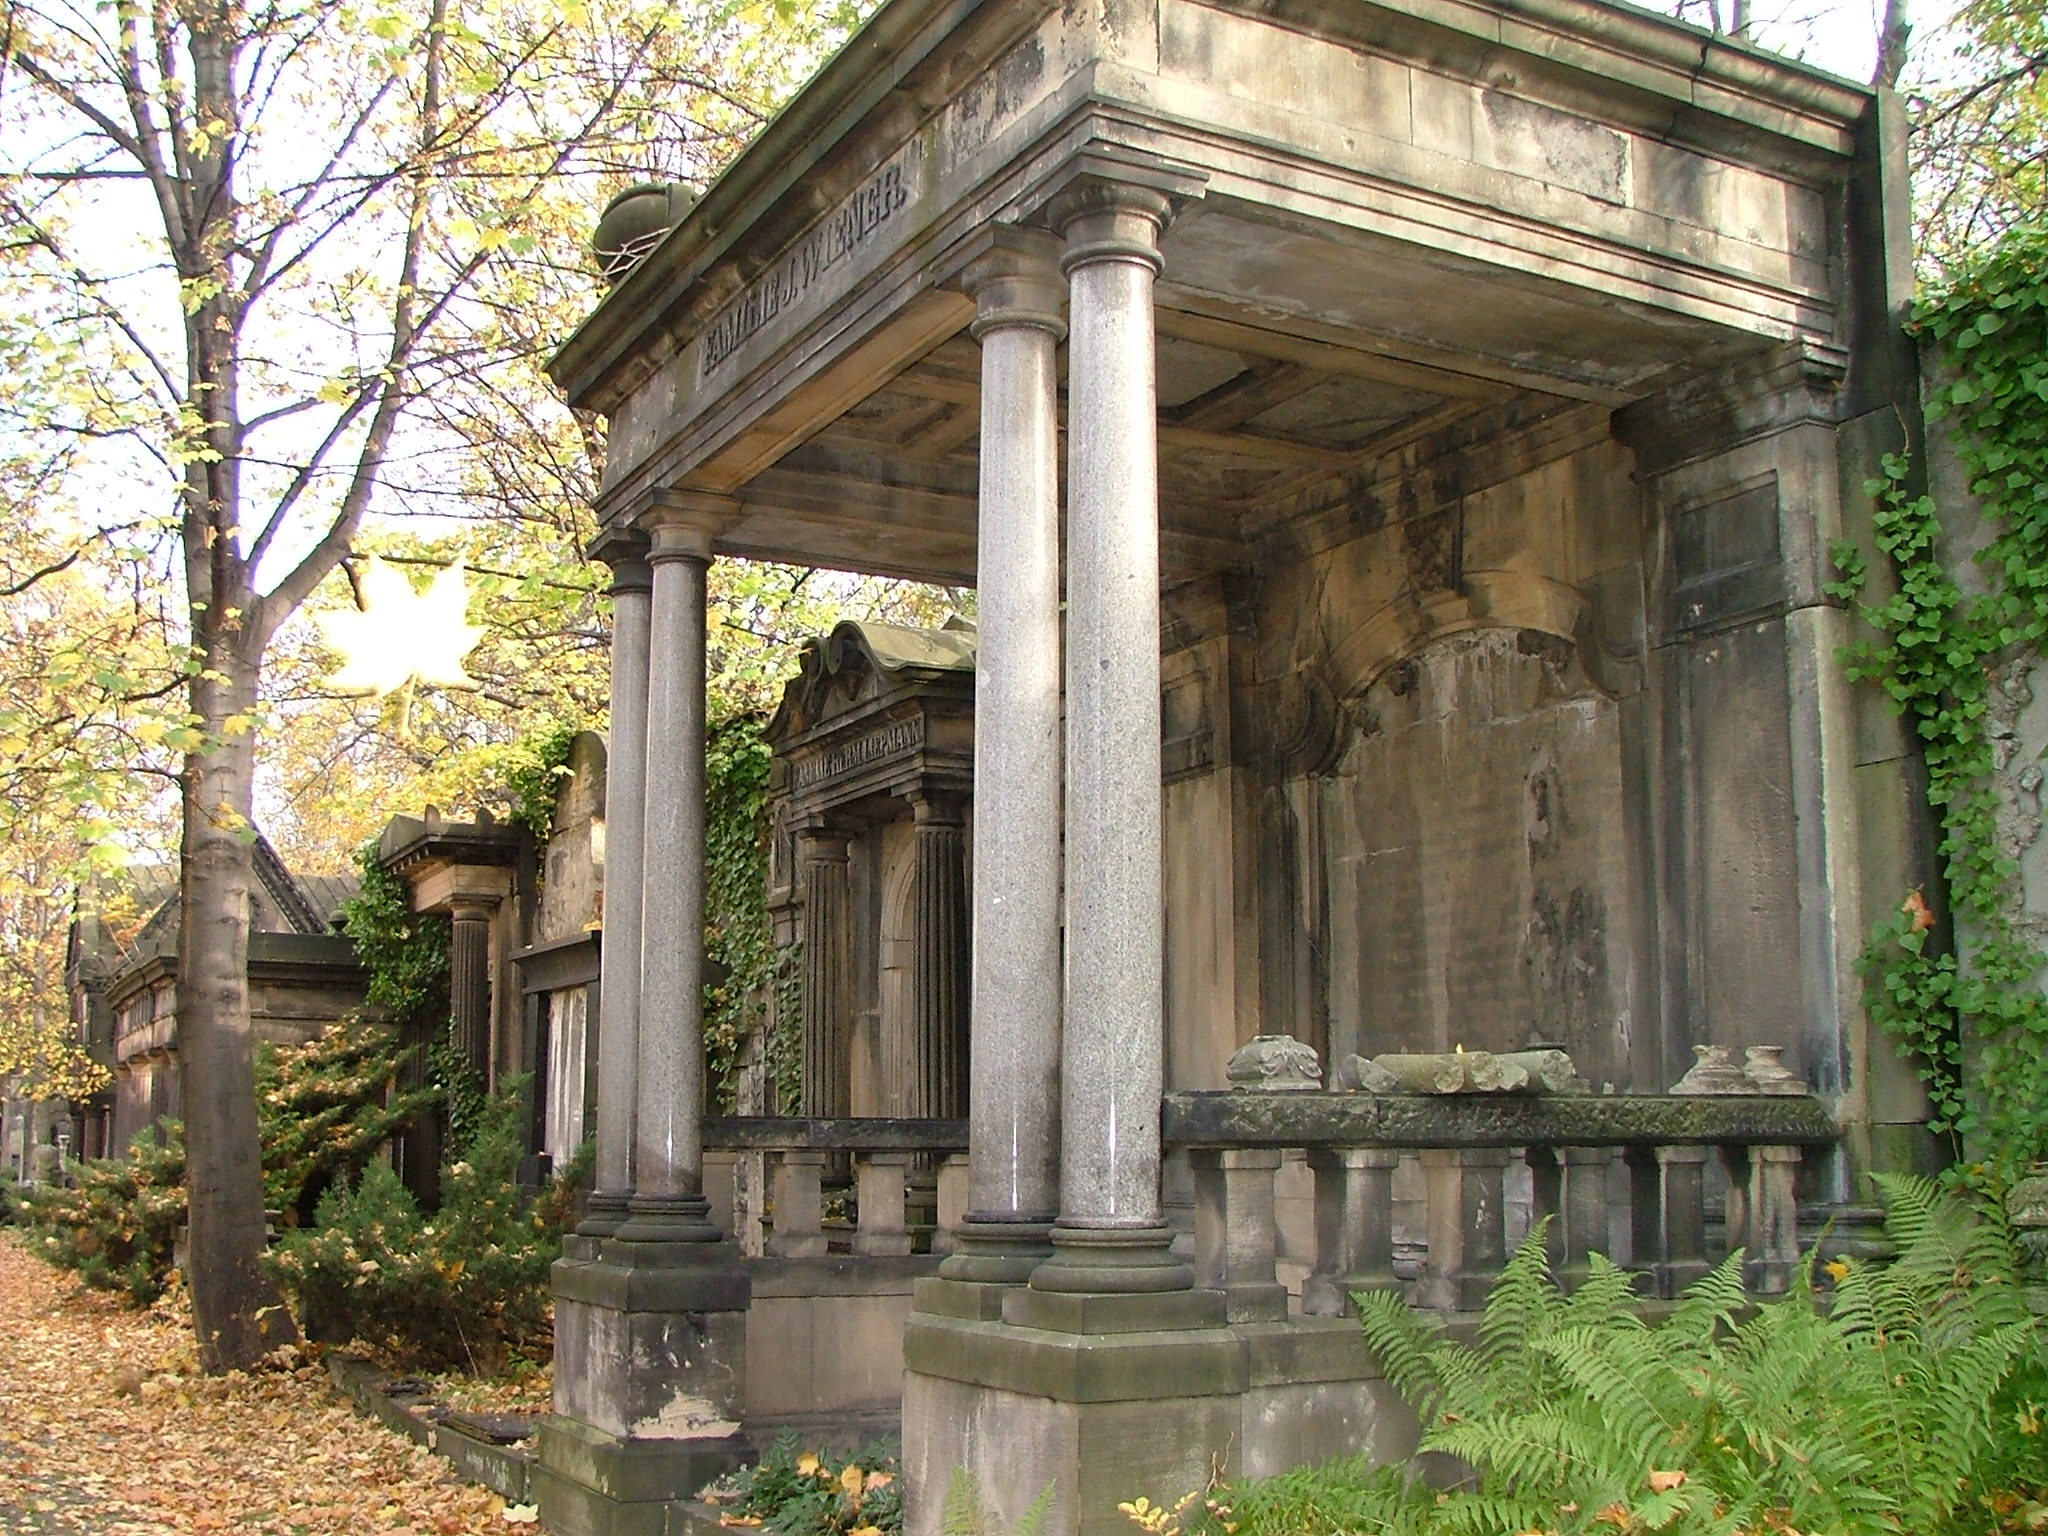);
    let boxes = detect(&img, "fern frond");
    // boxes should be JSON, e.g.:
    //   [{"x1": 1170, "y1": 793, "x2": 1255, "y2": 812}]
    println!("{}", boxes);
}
[
  {"x1": 1354, "y1": 1287, "x2": 1445, "y2": 1415},
  {"x1": 1476, "y1": 1221, "x2": 1562, "y2": 1364}
]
